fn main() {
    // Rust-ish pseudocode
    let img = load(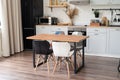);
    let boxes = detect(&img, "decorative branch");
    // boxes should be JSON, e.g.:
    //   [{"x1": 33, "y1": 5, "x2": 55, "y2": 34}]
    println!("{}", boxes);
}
[{"x1": 65, "y1": 4, "x2": 79, "y2": 25}]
